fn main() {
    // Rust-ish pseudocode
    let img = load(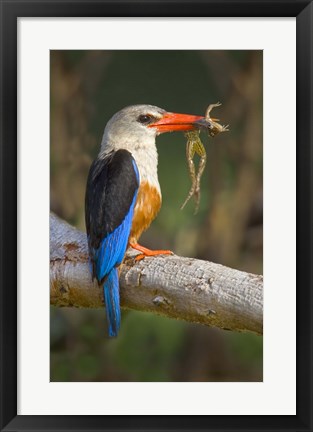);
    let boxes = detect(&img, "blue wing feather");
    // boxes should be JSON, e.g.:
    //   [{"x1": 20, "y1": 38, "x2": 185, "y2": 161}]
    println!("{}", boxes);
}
[
  {"x1": 104, "y1": 268, "x2": 120, "y2": 337},
  {"x1": 85, "y1": 151, "x2": 140, "y2": 337},
  {"x1": 92, "y1": 188, "x2": 138, "y2": 281},
  {"x1": 95, "y1": 177, "x2": 138, "y2": 337}
]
